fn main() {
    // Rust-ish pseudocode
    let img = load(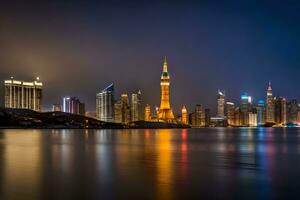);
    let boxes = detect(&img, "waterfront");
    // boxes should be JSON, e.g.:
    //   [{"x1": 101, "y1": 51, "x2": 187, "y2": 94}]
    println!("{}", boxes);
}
[{"x1": 0, "y1": 128, "x2": 300, "y2": 200}]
